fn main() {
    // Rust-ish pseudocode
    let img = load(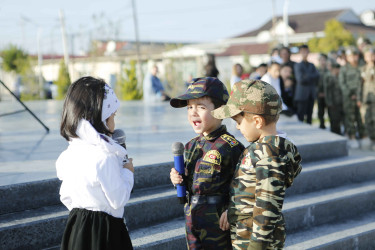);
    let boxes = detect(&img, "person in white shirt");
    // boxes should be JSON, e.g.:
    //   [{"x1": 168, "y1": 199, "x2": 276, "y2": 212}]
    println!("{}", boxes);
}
[
  {"x1": 230, "y1": 63, "x2": 243, "y2": 88},
  {"x1": 56, "y1": 76, "x2": 134, "y2": 250},
  {"x1": 261, "y1": 62, "x2": 288, "y2": 111}
]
